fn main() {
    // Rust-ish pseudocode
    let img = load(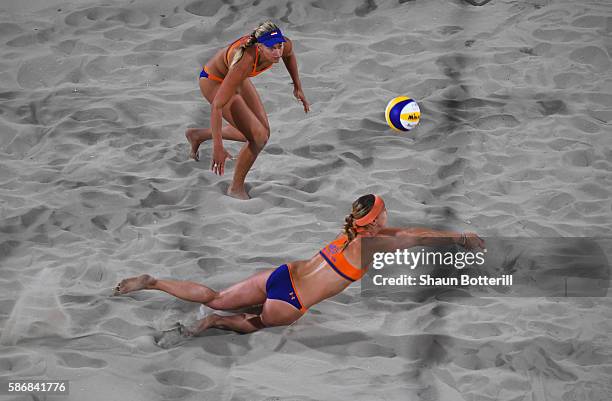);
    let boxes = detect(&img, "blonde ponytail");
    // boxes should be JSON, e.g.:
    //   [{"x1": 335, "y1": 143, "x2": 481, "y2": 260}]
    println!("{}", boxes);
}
[{"x1": 229, "y1": 21, "x2": 280, "y2": 68}]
